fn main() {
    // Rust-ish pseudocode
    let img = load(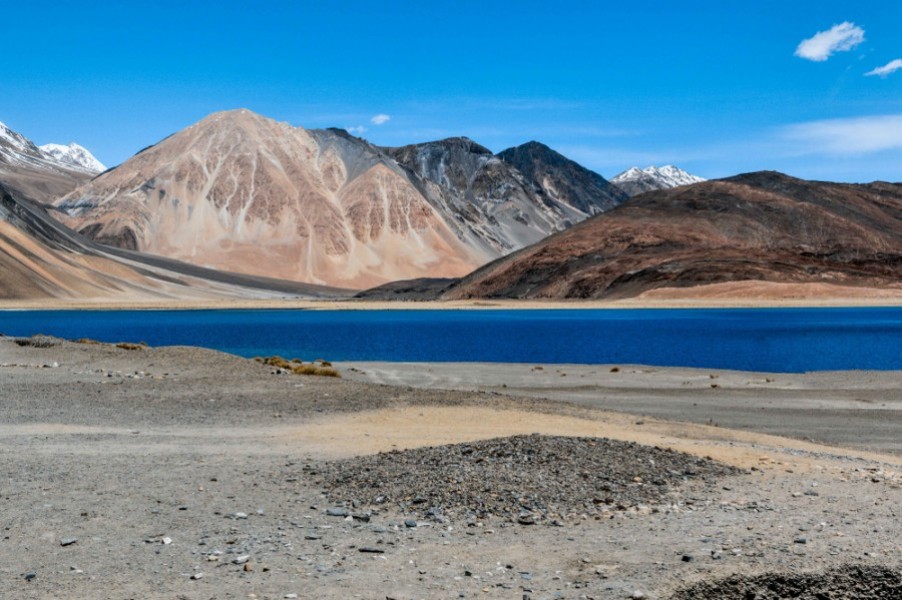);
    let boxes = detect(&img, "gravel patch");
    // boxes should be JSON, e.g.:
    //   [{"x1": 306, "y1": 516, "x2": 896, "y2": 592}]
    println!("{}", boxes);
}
[
  {"x1": 317, "y1": 434, "x2": 741, "y2": 524},
  {"x1": 669, "y1": 564, "x2": 902, "y2": 600}
]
